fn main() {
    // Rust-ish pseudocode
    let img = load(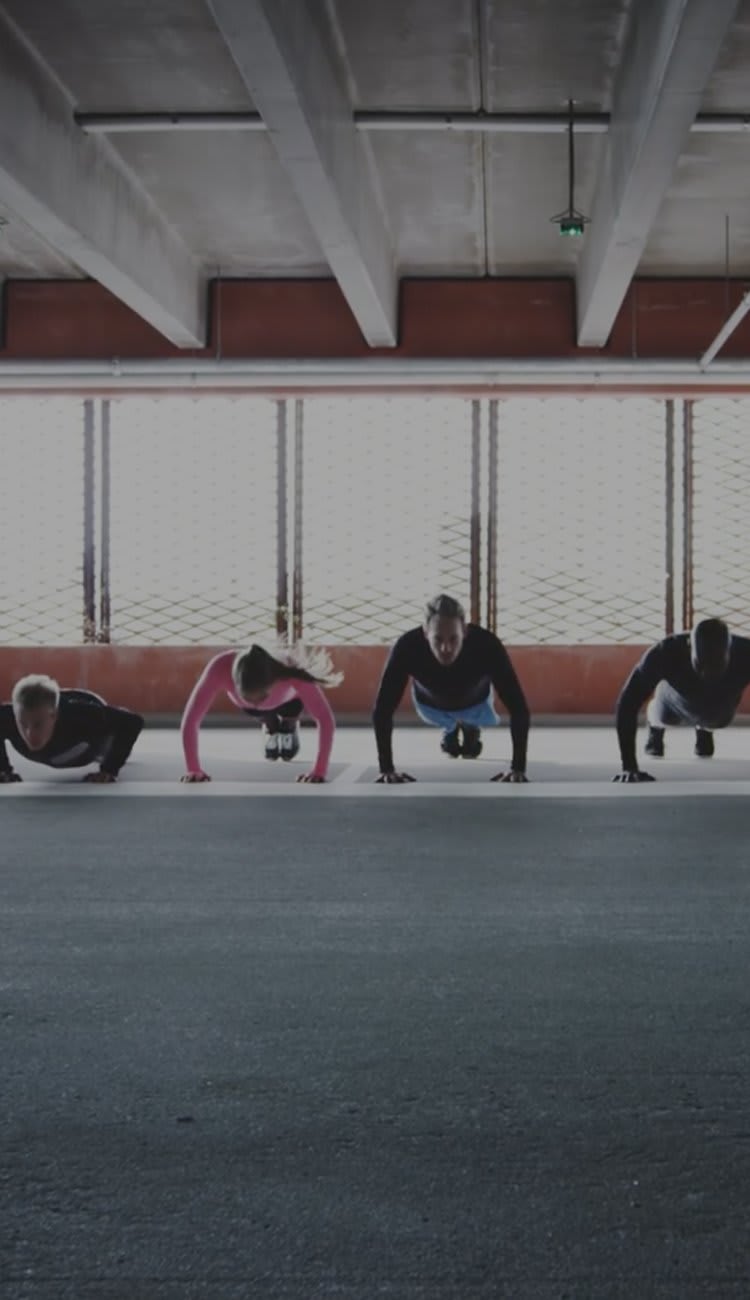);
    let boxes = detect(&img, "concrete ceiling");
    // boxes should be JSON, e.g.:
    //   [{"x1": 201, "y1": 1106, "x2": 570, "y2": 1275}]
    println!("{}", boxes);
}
[{"x1": 0, "y1": 0, "x2": 748, "y2": 345}]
